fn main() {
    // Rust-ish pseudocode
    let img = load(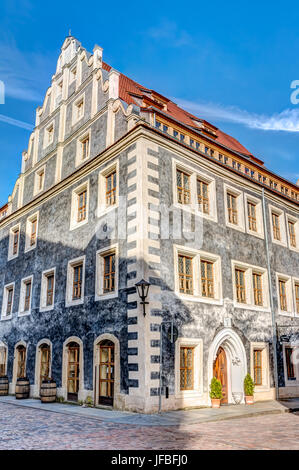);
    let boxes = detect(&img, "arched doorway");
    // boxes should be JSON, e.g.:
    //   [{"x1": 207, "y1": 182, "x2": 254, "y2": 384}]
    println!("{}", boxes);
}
[
  {"x1": 208, "y1": 328, "x2": 247, "y2": 404},
  {"x1": 16, "y1": 345, "x2": 26, "y2": 379},
  {"x1": 40, "y1": 344, "x2": 51, "y2": 383},
  {"x1": 67, "y1": 342, "x2": 80, "y2": 402},
  {"x1": 213, "y1": 347, "x2": 228, "y2": 404},
  {"x1": 98, "y1": 340, "x2": 115, "y2": 406},
  {"x1": 0, "y1": 343, "x2": 7, "y2": 377}
]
